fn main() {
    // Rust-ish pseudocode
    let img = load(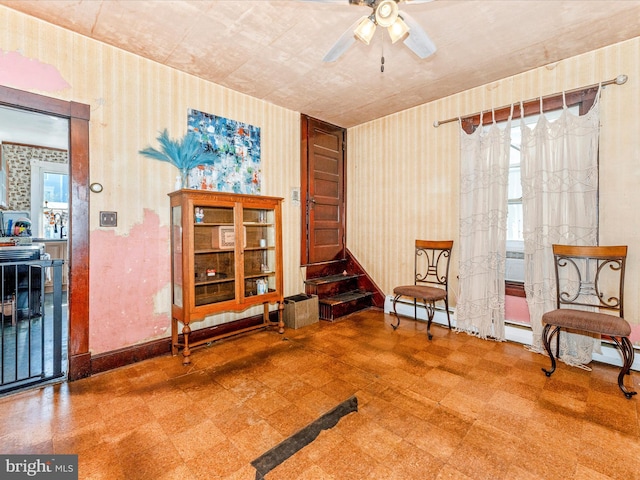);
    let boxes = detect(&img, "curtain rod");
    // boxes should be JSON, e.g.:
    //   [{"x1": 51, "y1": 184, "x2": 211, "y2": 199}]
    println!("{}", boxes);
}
[{"x1": 433, "y1": 74, "x2": 628, "y2": 128}]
